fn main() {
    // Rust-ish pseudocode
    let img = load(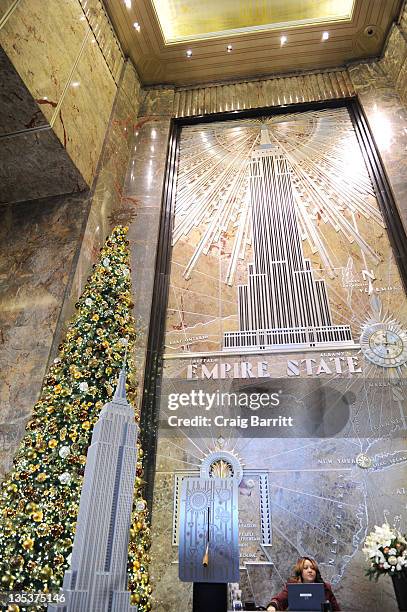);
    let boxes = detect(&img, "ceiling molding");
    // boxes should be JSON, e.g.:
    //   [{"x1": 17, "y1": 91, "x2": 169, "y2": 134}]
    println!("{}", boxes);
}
[{"x1": 103, "y1": 0, "x2": 403, "y2": 86}]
